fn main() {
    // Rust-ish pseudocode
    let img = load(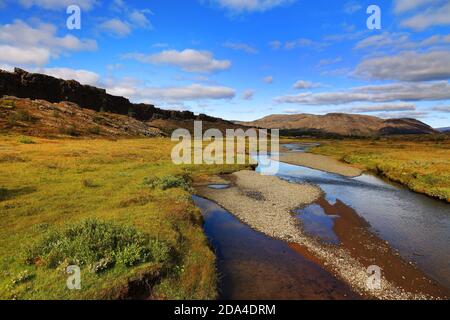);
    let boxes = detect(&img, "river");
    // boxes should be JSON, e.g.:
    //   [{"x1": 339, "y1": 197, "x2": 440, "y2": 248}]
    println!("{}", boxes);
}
[{"x1": 194, "y1": 143, "x2": 450, "y2": 298}]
